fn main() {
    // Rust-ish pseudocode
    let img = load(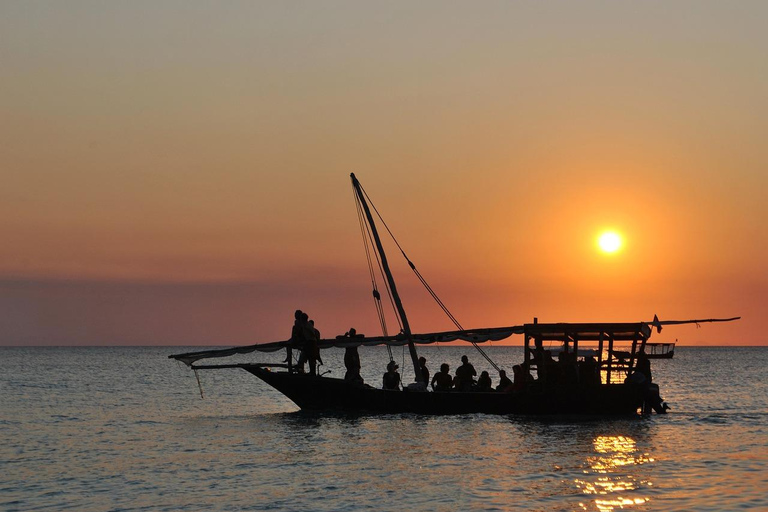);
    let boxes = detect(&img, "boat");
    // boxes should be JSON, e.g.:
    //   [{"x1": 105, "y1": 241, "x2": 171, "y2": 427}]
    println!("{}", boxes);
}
[
  {"x1": 644, "y1": 342, "x2": 675, "y2": 359},
  {"x1": 170, "y1": 174, "x2": 739, "y2": 415}
]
